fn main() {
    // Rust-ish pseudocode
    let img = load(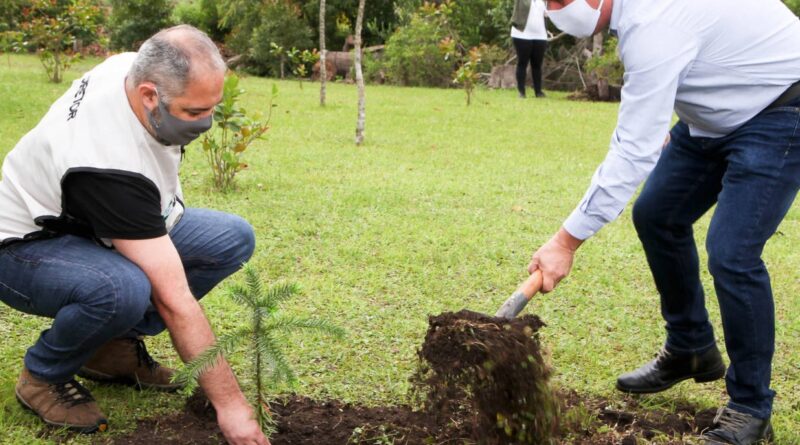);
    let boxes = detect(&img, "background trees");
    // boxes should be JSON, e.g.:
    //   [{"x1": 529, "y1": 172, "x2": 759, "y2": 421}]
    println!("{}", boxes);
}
[{"x1": 1, "y1": 0, "x2": 798, "y2": 90}]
